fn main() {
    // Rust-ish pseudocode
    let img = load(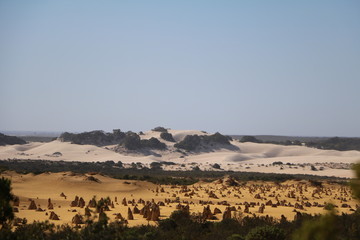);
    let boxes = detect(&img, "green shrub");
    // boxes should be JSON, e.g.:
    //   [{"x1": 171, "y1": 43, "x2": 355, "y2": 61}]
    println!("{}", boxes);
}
[
  {"x1": 203, "y1": 132, "x2": 231, "y2": 145},
  {"x1": 150, "y1": 162, "x2": 162, "y2": 170},
  {"x1": 160, "y1": 132, "x2": 175, "y2": 142},
  {"x1": 141, "y1": 137, "x2": 166, "y2": 150},
  {"x1": 59, "y1": 130, "x2": 126, "y2": 146},
  {"x1": 0, "y1": 133, "x2": 26, "y2": 146},
  {"x1": 152, "y1": 127, "x2": 168, "y2": 133},
  {"x1": 175, "y1": 132, "x2": 232, "y2": 151},
  {"x1": 227, "y1": 234, "x2": 245, "y2": 240},
  {"x1": 174, "y1": 135, "x2": 201, "y2": 151},
  {"x1": 273, "y1": 161, "x2": 283, "y2": 165},
  {"x1": 245, "y1": 225, "x2": 285, "y2": 240},
  {"x1": 212, "y1": 163, "x2": 221, "y2": 169},
  {"x1": 0, "y1": 177, "x2": 14, "y2": 229},
  {"x1": 306, "y1": 137, "x2": 360, "y2": 151},
  {"x1": 240, "y1": 136, "x2": 262, "y2": 143},
  {"x1": 123, "y1": 133, "x2": 142, "y2": 150}
]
